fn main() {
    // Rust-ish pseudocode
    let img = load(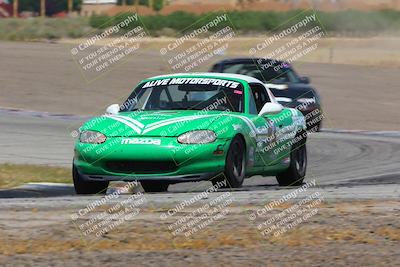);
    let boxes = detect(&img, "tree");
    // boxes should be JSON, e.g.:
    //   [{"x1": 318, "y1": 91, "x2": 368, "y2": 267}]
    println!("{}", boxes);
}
[
  {"x1": 13, "y1": 0, "x2": 18, "y2": 17},
  {"x1": 152, "y1": 0, "x2": 163, "y2": 12}
]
